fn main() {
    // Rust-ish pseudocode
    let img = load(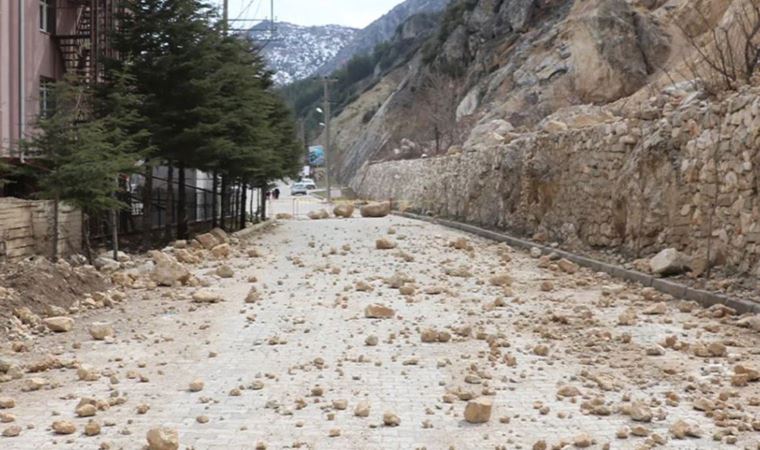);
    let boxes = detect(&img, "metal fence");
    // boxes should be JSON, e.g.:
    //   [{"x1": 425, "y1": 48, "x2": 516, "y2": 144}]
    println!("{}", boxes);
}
[{"x1": 90, "y1": 174, "x2": 252, "y2": 248}]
